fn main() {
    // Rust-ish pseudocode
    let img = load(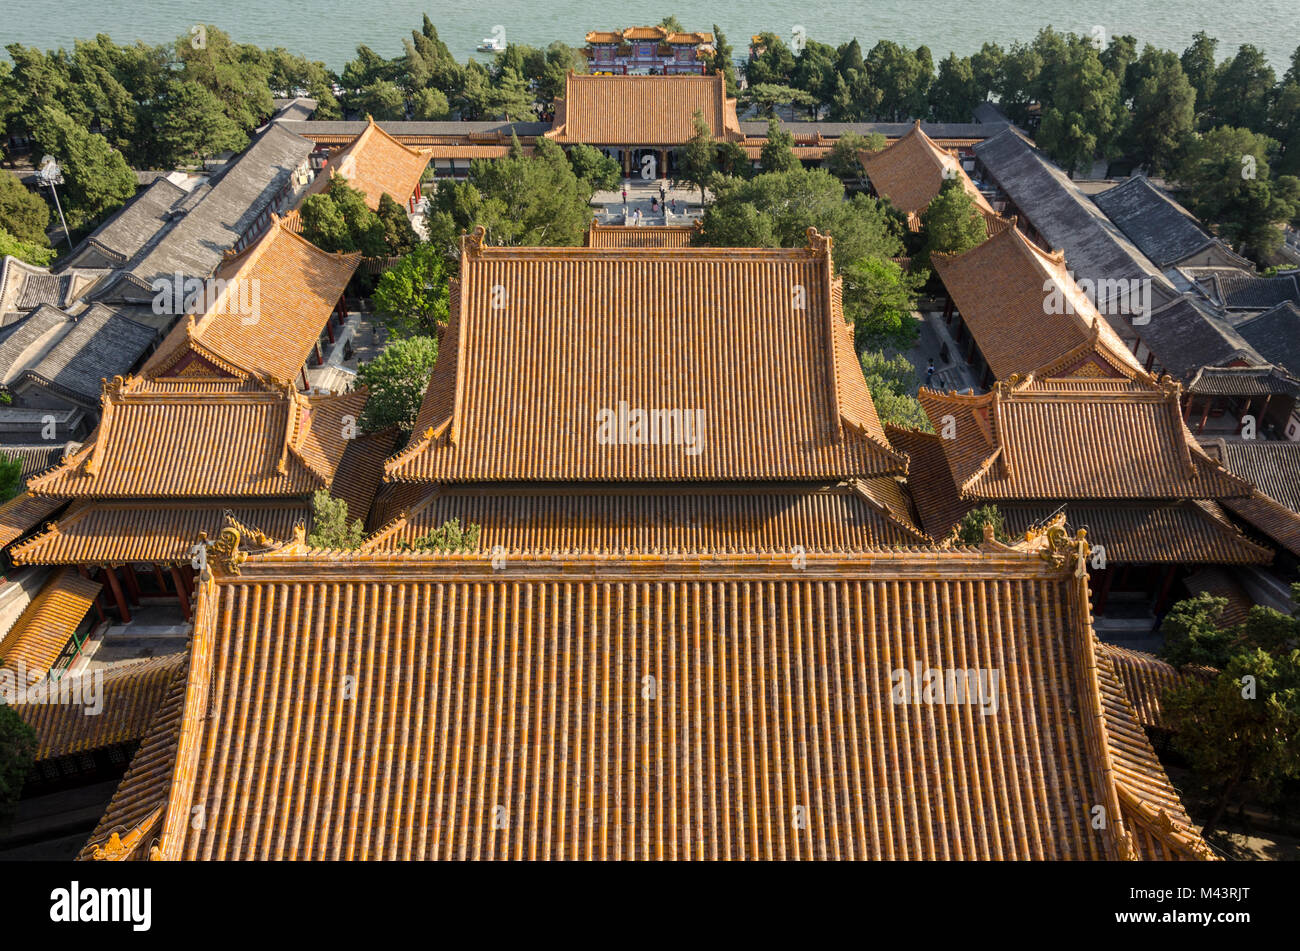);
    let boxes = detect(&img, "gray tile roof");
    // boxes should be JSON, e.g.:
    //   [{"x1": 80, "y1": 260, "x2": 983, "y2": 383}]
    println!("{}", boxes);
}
[
  {"x1": 1200, "y1": 438, "x2": 1300, "y2": 513},
  {"x1": 1187, "y1": 365, "x2": 1300, "y2": 397},
  {"x1": 1234, "y1": 302, "x2": 1300, "y2": 376},
  {"x1": 0, "y1": 305, "x2": 74, "y2": 385},
  {"x1": 0, "y1": 442, "x2": 81, "y2": 483},
  {"x1": 1092, "y1": 175, "x2": 1219, "y2": 269},
  {"x1": 1211, "y1": 273, "x2": 1300, "y2": 310},
  {"x1": 736, "y1": 120, "x2": 998, "y2": 139},
  {"x1": 93, "y1": 124, "x2": 314, "y2": 300},
  {"x1": 279, "y1": 119, "x2": 551, "y2": 137},
  {"x1": 16, "y1": 303, "x2": 158, "y2": 405},
  {"x1": 973, "y1": 128, "x2": 1178, "y2": 312},
  {"x1": 1137, "y1": 296, "x2": 1262, "y2": 379},
  {"x1": 15, "y1": 273, "x2": 73, "y2": 309},
  {"x1": 69, "y1": 177, "x2": 188, "y2": 266}
]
